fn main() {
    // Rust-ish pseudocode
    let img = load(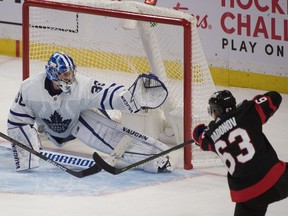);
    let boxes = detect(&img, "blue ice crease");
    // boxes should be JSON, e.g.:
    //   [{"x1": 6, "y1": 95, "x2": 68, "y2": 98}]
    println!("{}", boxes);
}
[{"x1": 0, "y1": 149, "x2": 200, "y2": 196}]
